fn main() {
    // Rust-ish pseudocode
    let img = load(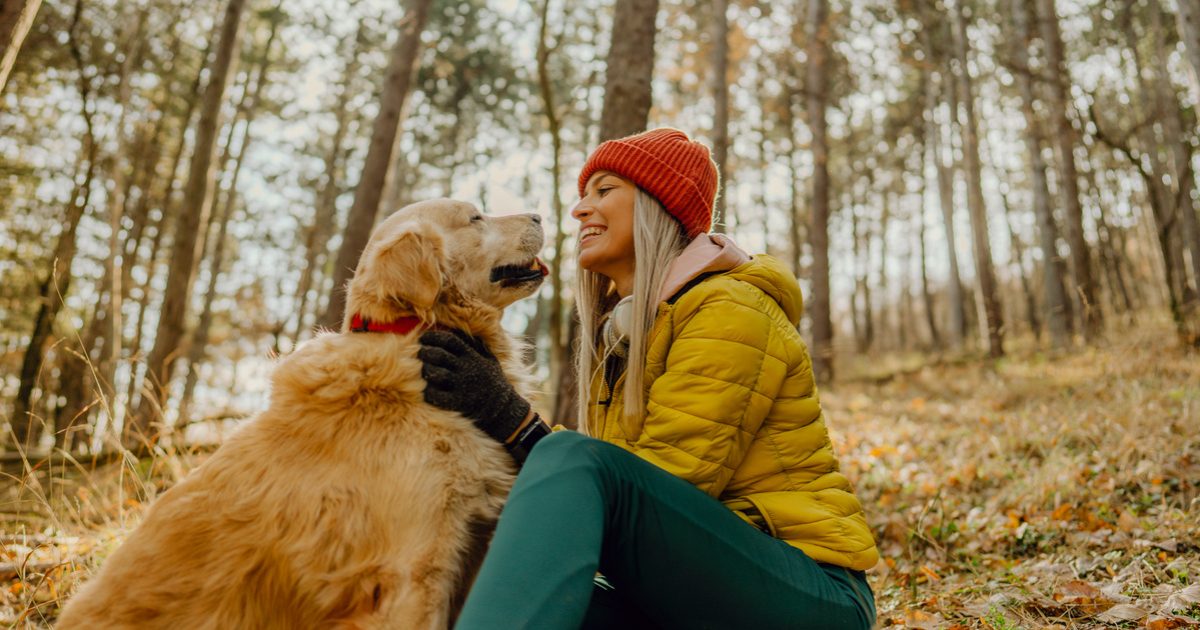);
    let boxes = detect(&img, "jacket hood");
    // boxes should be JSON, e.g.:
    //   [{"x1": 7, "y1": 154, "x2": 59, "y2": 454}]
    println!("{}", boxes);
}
[
  {"x1": 658, "y1": 233, "x2": 750, "y2": 302},
  {"x1": 724, "y1": 254, "x2": 805, "y2": 326}
]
